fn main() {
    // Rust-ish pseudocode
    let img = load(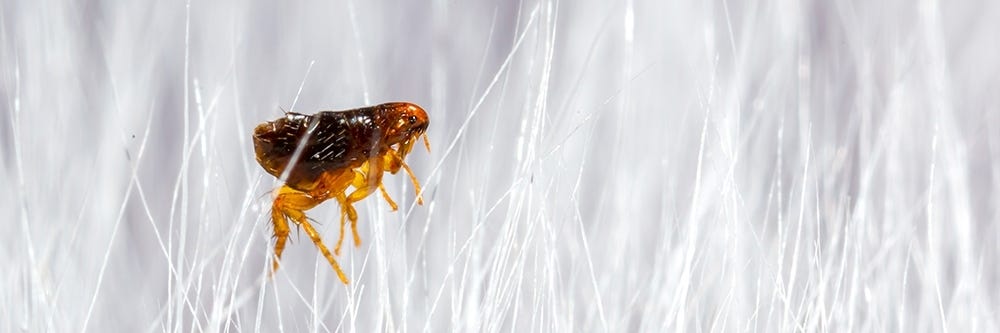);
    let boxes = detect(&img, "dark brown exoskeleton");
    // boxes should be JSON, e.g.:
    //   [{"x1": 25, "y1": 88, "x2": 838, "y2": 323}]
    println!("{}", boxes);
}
[{"x1": 253, "y1": 102, "x2": 430, "y2": 284}]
